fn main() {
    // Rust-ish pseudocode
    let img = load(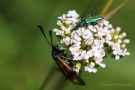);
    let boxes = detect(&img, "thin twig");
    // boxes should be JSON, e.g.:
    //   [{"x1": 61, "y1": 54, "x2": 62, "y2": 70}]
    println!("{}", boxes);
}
[
  {"x1": 50, "y1": 74, "x2": 67, "y2": 90},
  {"x1": 39, "y1": 63, "x2": 56, "y2": 90},
  {"x1": 100, "y1": 0, "x2": 114, "y2": 16},
  {"x1": 104, "y1": 0, "x2": 130, "y2": 20}
]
